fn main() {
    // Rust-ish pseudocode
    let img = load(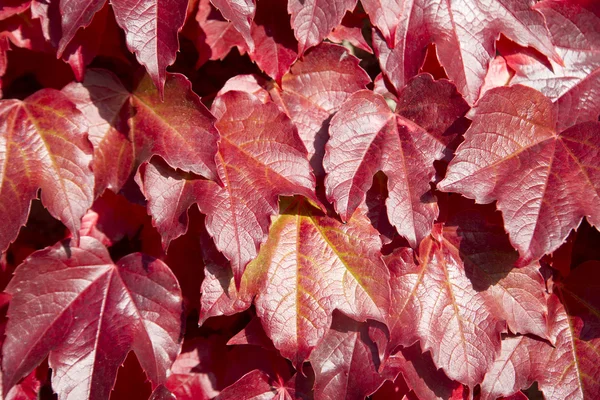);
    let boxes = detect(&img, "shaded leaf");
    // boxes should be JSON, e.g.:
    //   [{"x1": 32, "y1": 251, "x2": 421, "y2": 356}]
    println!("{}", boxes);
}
[
  {"x1": 372, "y1": 0, "x2": 560, "y2": 104},
  {"x1": 439, "y1": 85, "x2": 600, "y2": 267},
  {"x1": 63, "y1": 68, "x2": 219, "y2": 196},
  {"x1": 503, "y1": 1, "x2": 600, "y2": 130},
  {"x1": 481, "y1": 262, "x2": 600, "y2": 400},
  {"x1": 210, "y1": 0, "x2": 255, "y2": 51},
  {"x1": 325, "y1": 75, "x2": 468, "y2": 247},
  {"x1": 309, "y1": 312, "x2": 386, "y2": 400}
]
